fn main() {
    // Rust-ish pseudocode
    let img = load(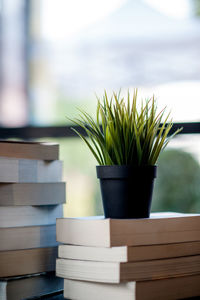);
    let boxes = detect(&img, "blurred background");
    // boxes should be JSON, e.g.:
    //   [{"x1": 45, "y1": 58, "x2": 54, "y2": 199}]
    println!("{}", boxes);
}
[{"x1": 0, "y1": 0, "x2": 200, "y2": 216}]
